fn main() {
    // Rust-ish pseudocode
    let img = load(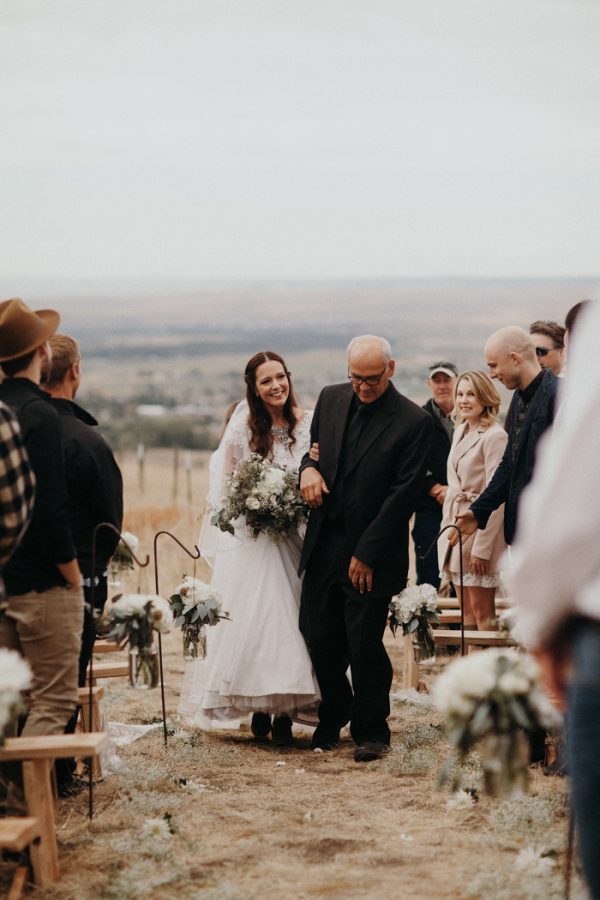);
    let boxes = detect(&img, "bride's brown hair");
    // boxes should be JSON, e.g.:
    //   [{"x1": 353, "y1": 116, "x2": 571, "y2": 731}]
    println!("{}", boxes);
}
[{"x1": 244, "y1": 351, "x2": 299, "y2": 458}]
